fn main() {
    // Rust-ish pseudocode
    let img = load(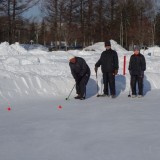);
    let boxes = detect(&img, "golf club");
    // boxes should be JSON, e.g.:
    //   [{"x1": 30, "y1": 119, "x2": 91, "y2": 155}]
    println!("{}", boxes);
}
[{"x1": 65, "y1": 83, "x2": 76, "y2": 100}]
